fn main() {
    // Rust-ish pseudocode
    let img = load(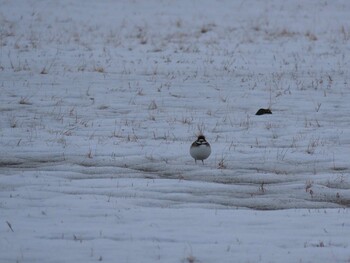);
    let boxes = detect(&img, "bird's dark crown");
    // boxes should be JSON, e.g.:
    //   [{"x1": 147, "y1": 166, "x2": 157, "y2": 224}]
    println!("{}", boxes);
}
[{"x1": 197, "y1": 135, "x2": 206, "y2": 140}]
